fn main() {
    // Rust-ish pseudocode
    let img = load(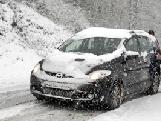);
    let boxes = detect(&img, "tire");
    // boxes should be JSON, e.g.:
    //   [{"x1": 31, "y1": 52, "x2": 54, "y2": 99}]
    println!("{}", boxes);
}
[
  {"x1": 108, "y1": 83, "x2": 124, "y2": 110},
  {"x1": 147, "y1": 73, "x2": 160, "y2": 95}
]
